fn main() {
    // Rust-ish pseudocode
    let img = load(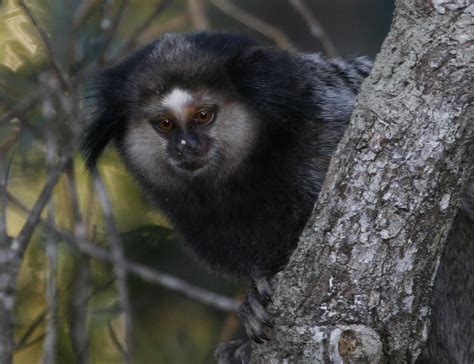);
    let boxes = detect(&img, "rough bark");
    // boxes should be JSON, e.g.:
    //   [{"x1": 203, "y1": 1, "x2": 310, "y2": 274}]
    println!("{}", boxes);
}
[{"x1": 252, "y1": 1, "x2": 473, "y2": 363}]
